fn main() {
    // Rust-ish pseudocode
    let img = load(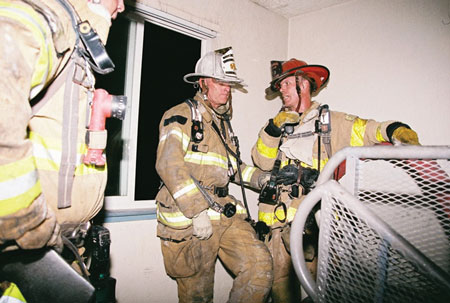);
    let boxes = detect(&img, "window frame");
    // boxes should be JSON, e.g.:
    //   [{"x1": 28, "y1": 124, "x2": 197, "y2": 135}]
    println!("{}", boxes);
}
[{"x1": 104, "y1": 2, "x2": 216, "y2": 219}]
